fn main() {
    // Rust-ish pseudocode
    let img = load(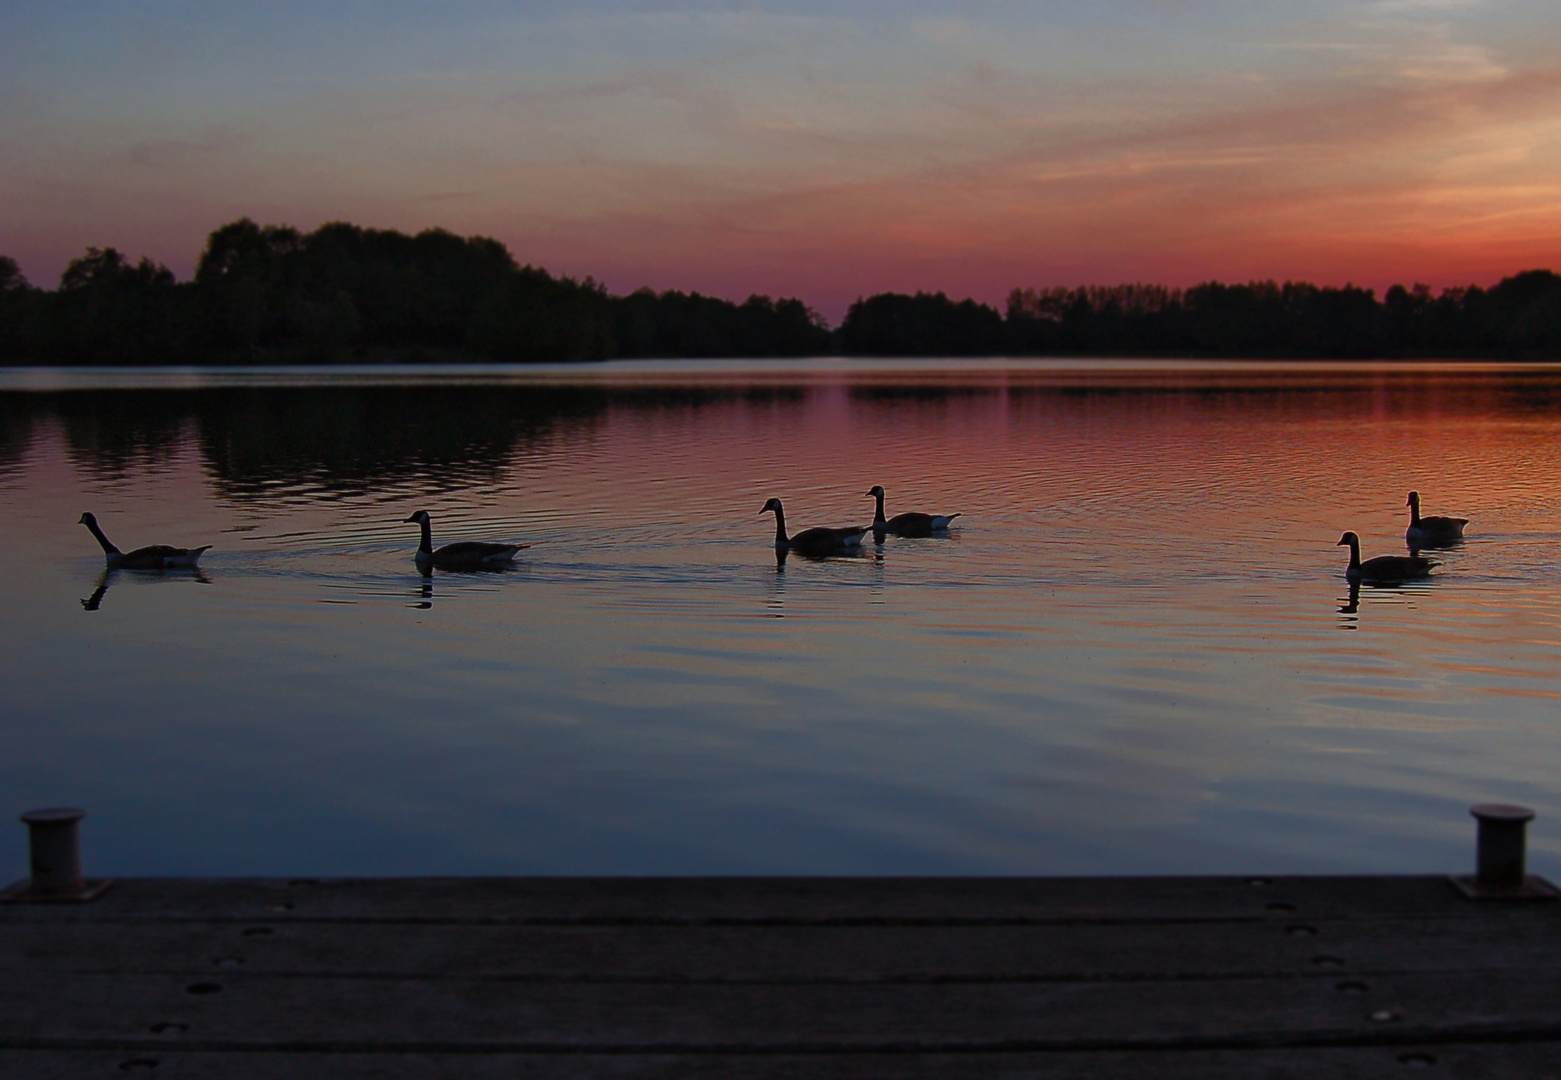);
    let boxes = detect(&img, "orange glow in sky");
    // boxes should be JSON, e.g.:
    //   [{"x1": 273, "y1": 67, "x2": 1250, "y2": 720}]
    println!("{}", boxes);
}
[{"x1": 3, "y1": 3, "x2": 1561, "y2": 321}]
